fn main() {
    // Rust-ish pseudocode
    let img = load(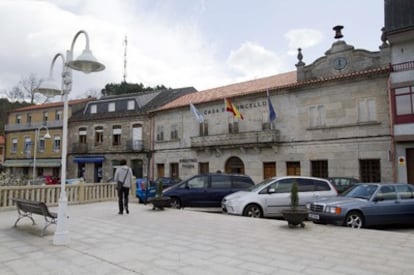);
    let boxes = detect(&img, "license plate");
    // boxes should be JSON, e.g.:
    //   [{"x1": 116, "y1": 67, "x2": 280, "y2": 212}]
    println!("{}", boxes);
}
[{"x1": 308, "y1": 213, "x2": 319, "y2": 220}]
